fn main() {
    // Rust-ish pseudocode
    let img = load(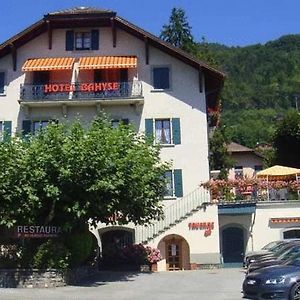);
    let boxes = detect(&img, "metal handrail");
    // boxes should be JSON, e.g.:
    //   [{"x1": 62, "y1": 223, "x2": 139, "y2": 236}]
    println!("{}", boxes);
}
[{"x1": 135, "y1": 187, "x2": 210, "y2": 244}]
